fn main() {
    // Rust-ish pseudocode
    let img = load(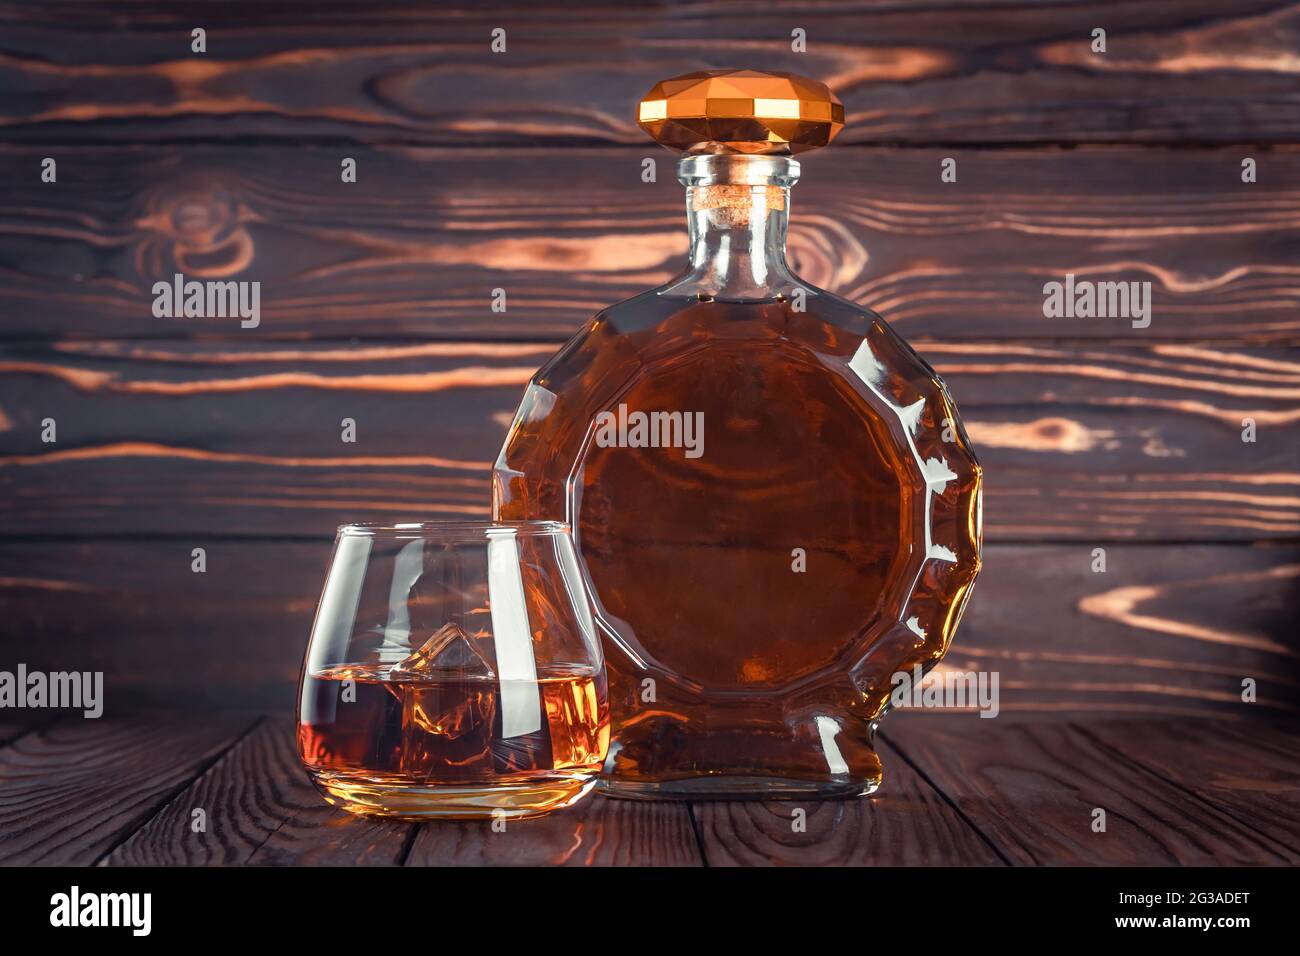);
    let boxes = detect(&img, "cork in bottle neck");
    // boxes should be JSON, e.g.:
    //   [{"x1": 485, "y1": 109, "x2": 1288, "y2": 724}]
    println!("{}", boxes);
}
[
  {"x1": 678, "y1": 154, "x2": 798, "y2": 228},
  {"x1": 668, "y1": 153, "x2": 798, "y2": 297}
]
